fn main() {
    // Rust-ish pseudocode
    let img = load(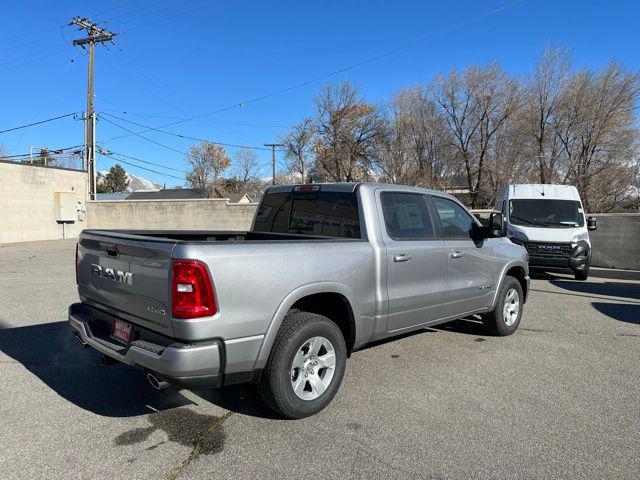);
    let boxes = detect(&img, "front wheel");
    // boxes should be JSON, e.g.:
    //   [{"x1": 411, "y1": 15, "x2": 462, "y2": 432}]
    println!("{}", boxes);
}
[
  {"x1": 481, "y1": 276, "x2": 523, "y2": 336},
  {"x1": 574, "y1": 267, "x2": 589, "y2": 281},
  {"x1": 258, "y1": 311, "x2": 347, "y2": 419}
]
